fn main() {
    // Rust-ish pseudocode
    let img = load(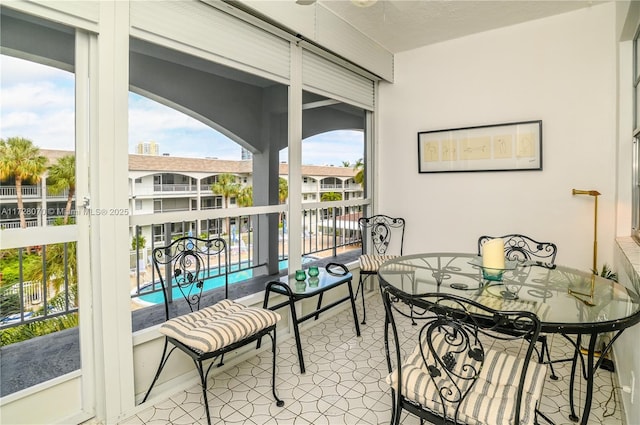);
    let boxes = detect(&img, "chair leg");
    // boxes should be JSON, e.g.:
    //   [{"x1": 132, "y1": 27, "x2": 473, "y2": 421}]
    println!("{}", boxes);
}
[
  {"x1": 195, "y1": 358, "x2": 212, "y2": 425},
  {"x1": 355, "y1": 274, "x2": 368, "y2": 324},
  {"x1": 141, "y1": 338, "x2": 172, "y2": 404},
  {"x1": 314, "y1": 293, "x2": 324, "y2": 320},
  {"x1": 389, "y1": 389, "x2": 396, "y2": 425},
  {"x1": 539, "y1": 335, "x2": 559, "y2": 380},
  {"x1": 394, "y1": 400, "x2": 402, "y2": 425},
  {"x1": 269, "y1": 329, "x2": 285, "y2": 407},
  {"x1": 536, "y1": 408, "x2": 557, "y2": 425}
]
